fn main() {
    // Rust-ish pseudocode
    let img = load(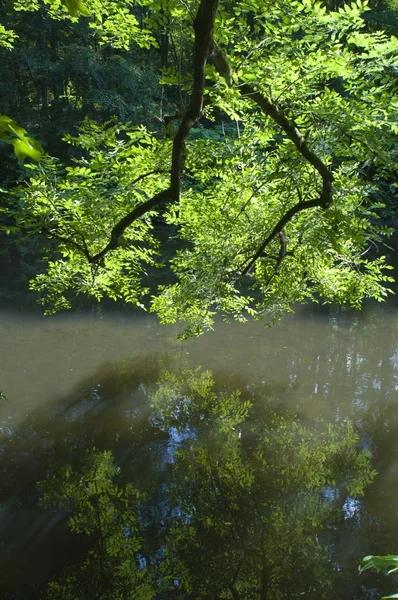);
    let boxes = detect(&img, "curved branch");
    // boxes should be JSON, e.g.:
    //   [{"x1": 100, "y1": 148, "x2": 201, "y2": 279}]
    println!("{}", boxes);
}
[
  {"x1": 240, "y1": 82, "x2": 334, "y2": 209},
  {"x1": 89, "y1": 0, "x2": 220, "y2": 264},
  {"x1": 41, "y1": 225, "x2": 90, "y2": 259},
  {"x1": 209, "y1": 43, "x2": 334, "y2": 275},
  {"x1": 210, "y1": 43, "x2": 333, "y2": 208},
  {"x1": 236, "y1": 83, "x2": 333, "y2": 274},
  {"x1": 240, "y1": 198, "x2": 321, "y2": 276}
]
